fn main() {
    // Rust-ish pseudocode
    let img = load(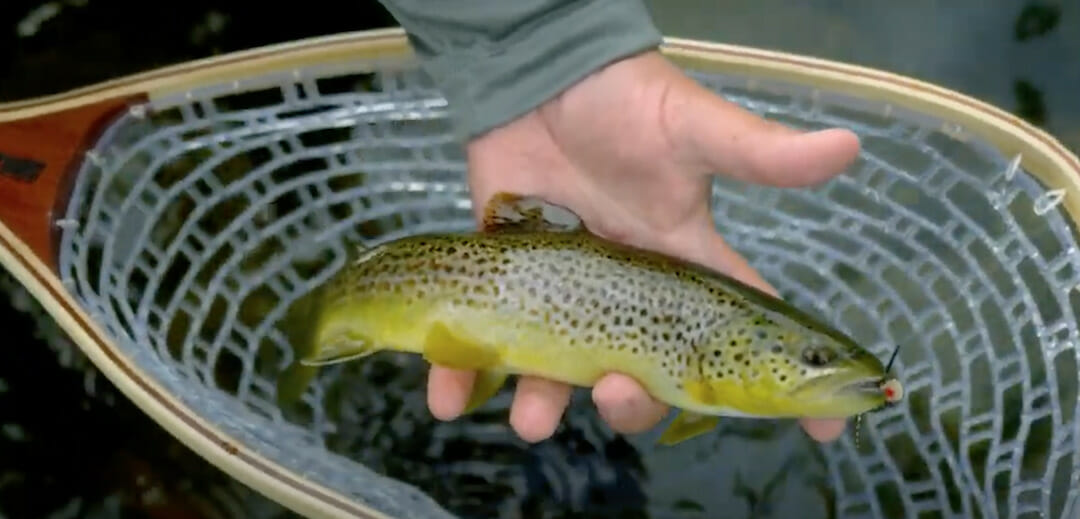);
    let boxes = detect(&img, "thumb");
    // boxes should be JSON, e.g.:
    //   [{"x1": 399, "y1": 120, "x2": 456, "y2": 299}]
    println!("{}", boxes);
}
[{"x1": 672, "y1": 83, "x2": 861, "y2": 188}]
